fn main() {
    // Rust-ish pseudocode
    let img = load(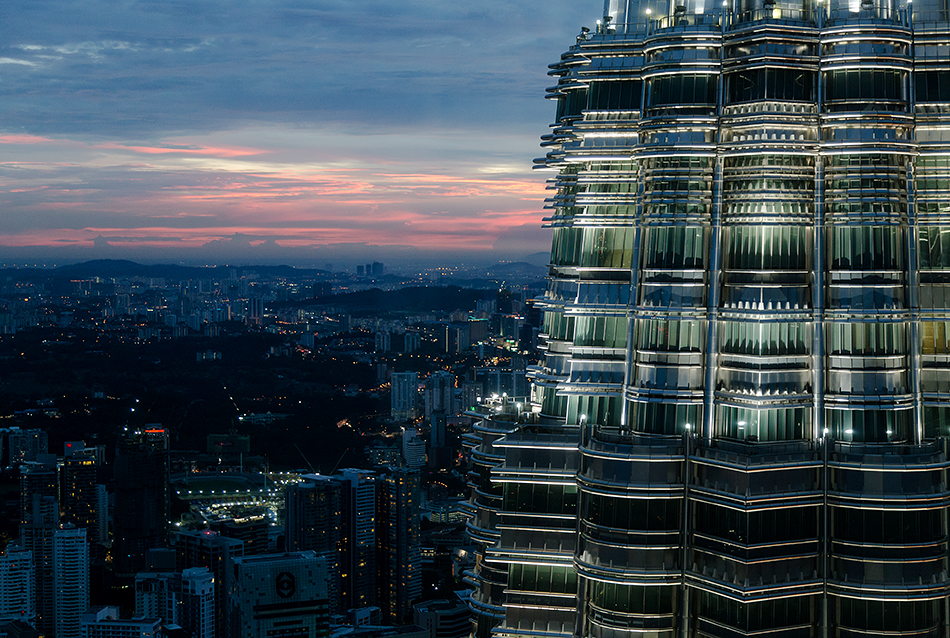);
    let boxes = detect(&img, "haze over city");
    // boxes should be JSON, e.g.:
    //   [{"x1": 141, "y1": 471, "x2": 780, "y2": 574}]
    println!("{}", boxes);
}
[{"x1": 0, "y1": 0, "x2": 594, "y2": 268}]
